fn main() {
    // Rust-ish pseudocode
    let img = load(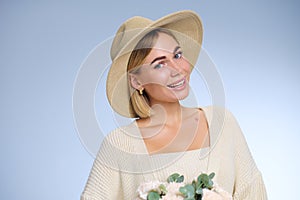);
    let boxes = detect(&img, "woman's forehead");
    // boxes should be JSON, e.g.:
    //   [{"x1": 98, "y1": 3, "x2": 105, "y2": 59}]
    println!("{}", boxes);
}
[
  {"x1": 143, "y1": 33, "x2": 180, "y2": 62},
  {"x1": 151, "y1": 32, "x2": 179, "y2": 52}
]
